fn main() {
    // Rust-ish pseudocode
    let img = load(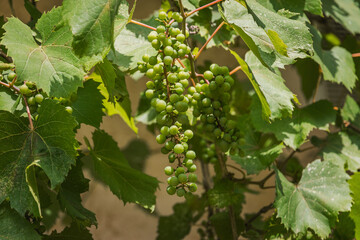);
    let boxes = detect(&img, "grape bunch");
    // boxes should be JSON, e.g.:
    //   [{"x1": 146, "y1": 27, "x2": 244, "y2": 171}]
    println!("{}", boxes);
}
[
  {"x1": 138, "y1": 11, "x2": 198, "y2": 197},
  {"x1": 190, "y1": 64, "x2": 242, "y2": 156}
]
